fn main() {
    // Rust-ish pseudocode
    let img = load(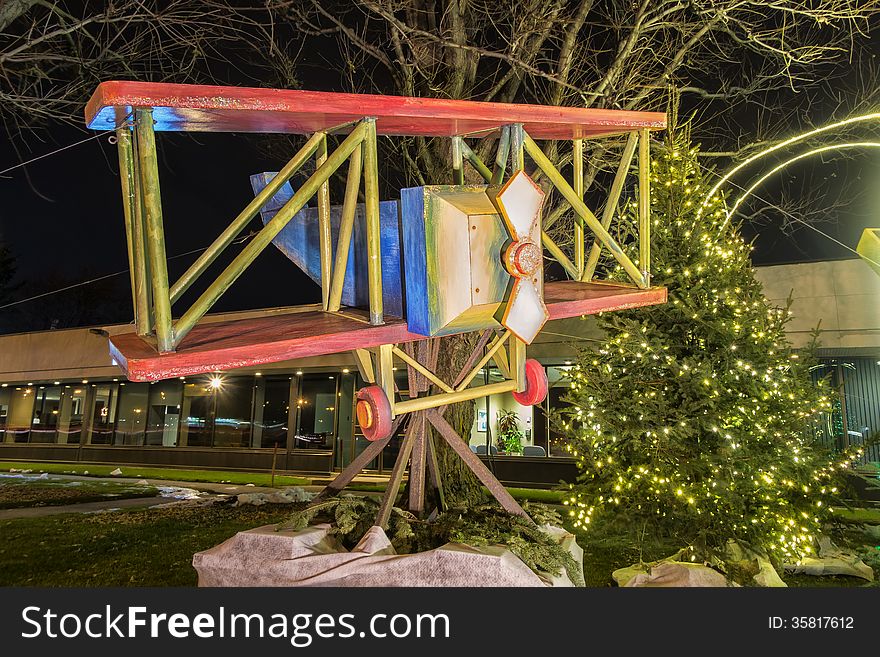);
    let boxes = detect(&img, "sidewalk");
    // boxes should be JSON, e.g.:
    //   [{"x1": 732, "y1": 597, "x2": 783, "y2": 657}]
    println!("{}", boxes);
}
[
  {"x1": 0, "y1": 495, "x2": 169, "y2": 520},
  {"x1": 0, "y1": 471, "x2": 381, "y2": 521}
]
